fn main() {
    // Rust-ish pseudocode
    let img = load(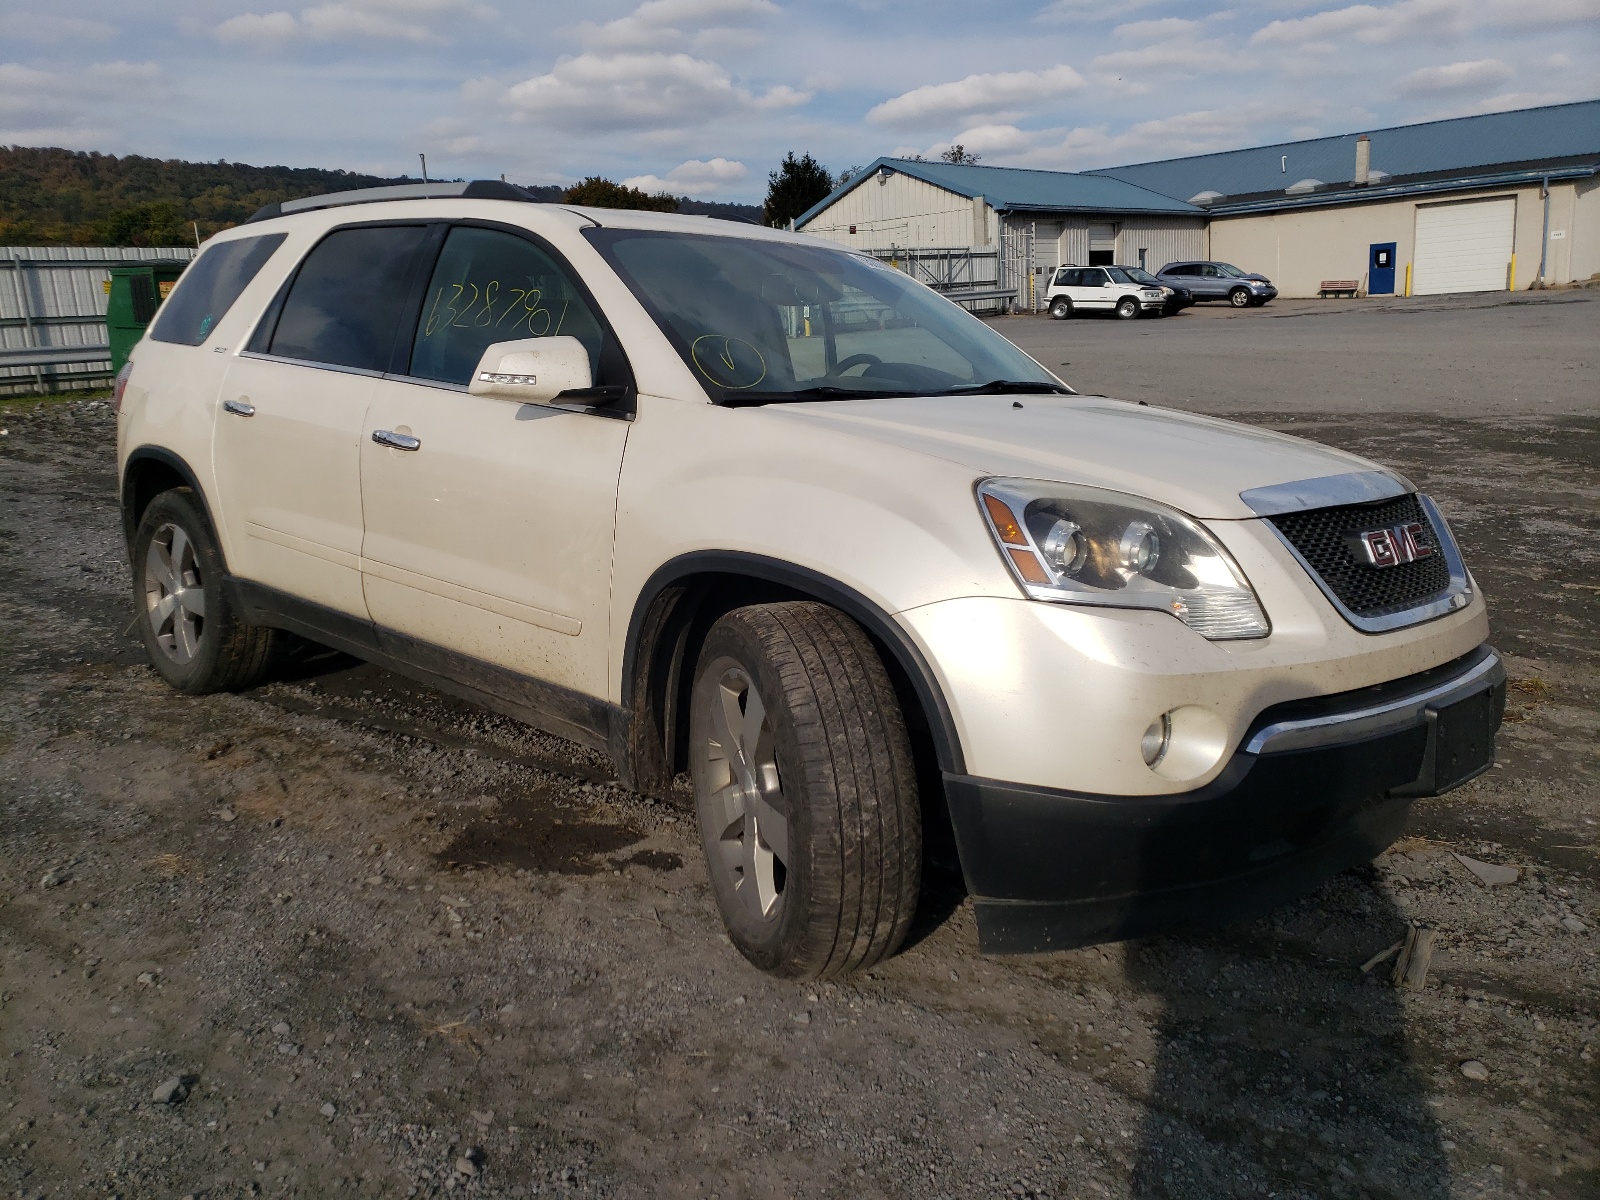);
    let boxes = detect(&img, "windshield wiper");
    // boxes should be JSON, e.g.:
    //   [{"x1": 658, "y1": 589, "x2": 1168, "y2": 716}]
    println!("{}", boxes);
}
[{"x1": 937, "y1": 379, "x2": 1074, "y2": 396}]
